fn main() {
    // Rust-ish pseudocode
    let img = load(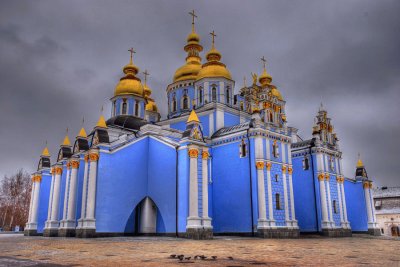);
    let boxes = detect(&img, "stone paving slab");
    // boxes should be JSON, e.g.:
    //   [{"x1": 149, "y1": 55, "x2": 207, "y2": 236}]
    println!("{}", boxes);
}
[{"x1": 0, "y1": 234, "x2": 399, "y2": 266}]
